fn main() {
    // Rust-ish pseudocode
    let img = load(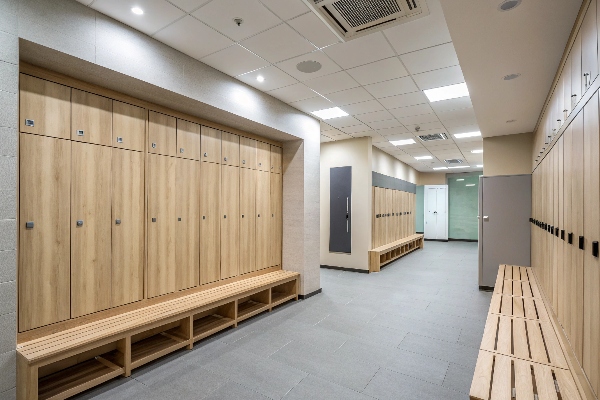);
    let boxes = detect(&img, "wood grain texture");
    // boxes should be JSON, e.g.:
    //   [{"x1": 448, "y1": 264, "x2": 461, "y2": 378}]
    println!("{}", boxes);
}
[
  {"x1": 200, "y1": 126, "x2": 221, "y2": 163},
  {"x1": 200, "y1": 162, "x2": 221, "y2": 284},
  {"x1": 221, "y1": 165, "x2": 240, "y2": 279},
  {"x1": 112, "y1": 101, "x2": 146, "y2": 152},
  {"x1": 572, "y1": 111, "x2": 585, "y2": 361},
  {"x1": 239, "y1": 168, "x2": 256, "y2": 274},
  {"x1": 270, "y1": 172, "x2": 282, "y2": 267},
  {"x1": 221, "y1": 131, "x2": 240, "y2": 166},
  {"x1": 256, "y1": 171, "x2": 270, "y2": 270},
  {"x1": 71, "y1": 89, "x2": 112, "y2": 146},
  {"x1": 175, "y1": 158, "x2": 200, "y2": 290},
  {"x1": 148, "y1": 111, "x2": 176, "y2": 157},
  {"x1": 176, "y1": 119, "x2": 201, "y2": 161},
  {"x1": 240, "y1": 136, "x2": 257, "y2": 170},
  {"x1": 256, "y1": 141, "x2": 270, "y2": 172},
  {"x1": 270, "y1": 145, "x2": 282, "y2": 173}
]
